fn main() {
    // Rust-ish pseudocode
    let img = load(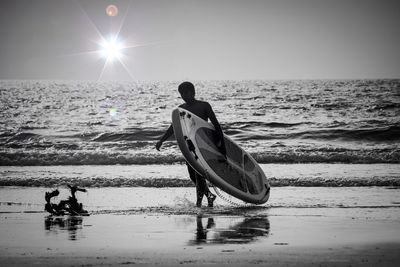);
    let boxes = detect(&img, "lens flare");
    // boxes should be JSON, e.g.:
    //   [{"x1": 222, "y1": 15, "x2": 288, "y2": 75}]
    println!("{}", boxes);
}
[
  {"x1": 109, "y1": 108, "x2": 117, "y2": 117},
  {"x1": 106, "y1": 5, "x2": 118, "y2": 17}
]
